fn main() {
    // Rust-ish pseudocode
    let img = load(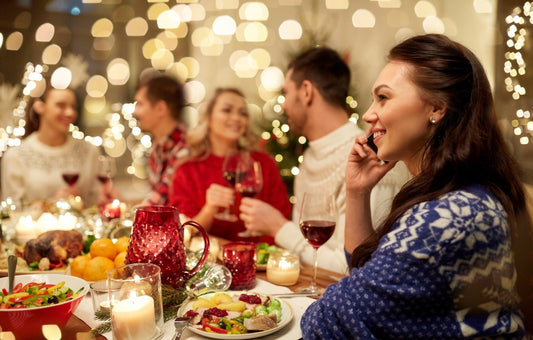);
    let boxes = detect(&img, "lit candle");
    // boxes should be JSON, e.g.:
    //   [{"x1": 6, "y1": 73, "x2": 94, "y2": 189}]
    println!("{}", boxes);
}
[
  {"x1": 111, "y1": 295, "x2": 156, "y2": 340},
  {"x1": 104, "y1": 199, "x2": 121, "y2": 220},
  {"x1": 266, "y1": 252, "x2": 300, "y2": 286},
  {"x1": 15, "y1": 215, "x2": 39, "y2": 244}
]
